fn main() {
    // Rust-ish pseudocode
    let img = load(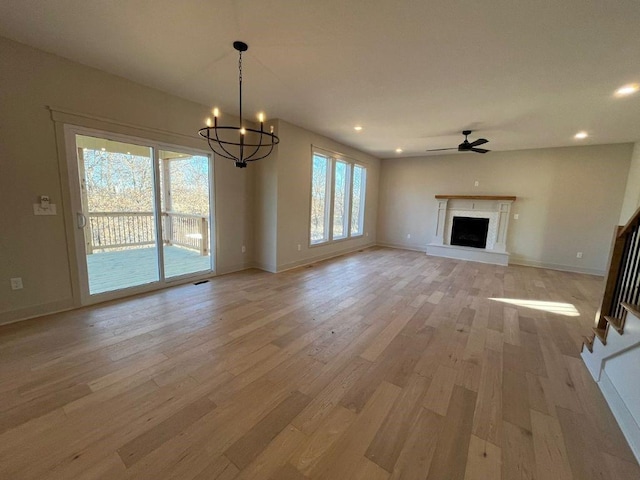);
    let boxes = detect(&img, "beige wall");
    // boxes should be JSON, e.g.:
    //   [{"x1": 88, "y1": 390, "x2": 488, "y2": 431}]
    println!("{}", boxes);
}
[
  {"x1": 251, "y1": 135, "x2": 279, "y2": 272},
  {"x1": 0, "y1": 36, "x2": 252, "y2": 323},
  {"x1": 2, "y1": 34, "x2": 633, "y2": 324},
  {"x1": 378, "y1": 144, "x2": 633, "y2": 275},
  {"x1": 266, "y1": 120, "x2": 380, "y2": 272},
  {"x1": 619, "y1": 142, "x2": 640, "y2": 225}
]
